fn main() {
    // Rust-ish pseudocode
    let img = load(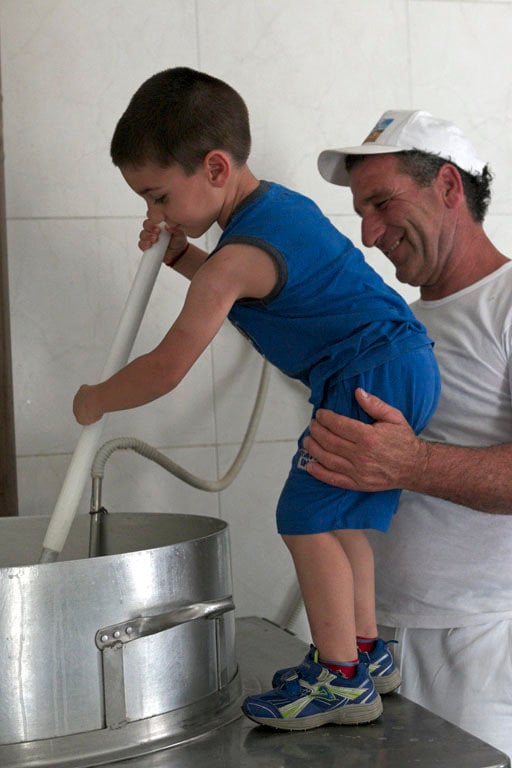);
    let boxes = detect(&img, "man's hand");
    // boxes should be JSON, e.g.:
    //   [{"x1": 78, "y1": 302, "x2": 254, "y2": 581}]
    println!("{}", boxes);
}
[{"x1": 303, "y1": 388, "x2": 426, "y2": 491}]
